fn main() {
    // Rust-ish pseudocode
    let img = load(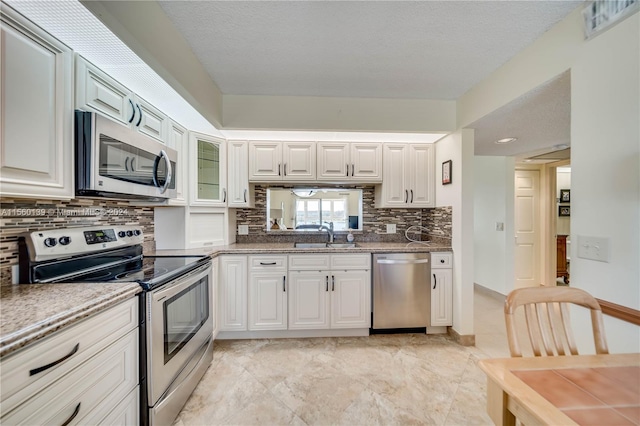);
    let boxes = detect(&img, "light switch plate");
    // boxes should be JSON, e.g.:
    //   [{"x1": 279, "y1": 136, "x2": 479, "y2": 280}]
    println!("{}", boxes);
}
[
  {"x1": 577, "y1": 235, "x2": 610, "y2": 262},
  {"x1": 238, "y1": 225, "x2": 249, "y2": 235},
  {"x1": 495, "y1": 222, "x2": 504, "y2": 231},
  {"x1": 386, "y1": 224, "x2": 397, "y2": 234}
]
